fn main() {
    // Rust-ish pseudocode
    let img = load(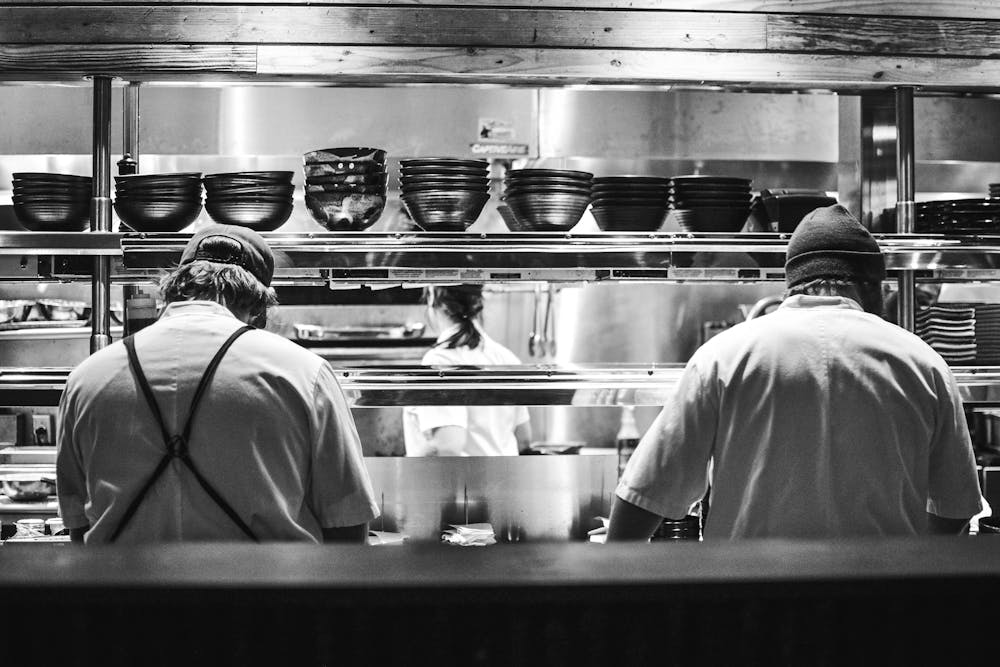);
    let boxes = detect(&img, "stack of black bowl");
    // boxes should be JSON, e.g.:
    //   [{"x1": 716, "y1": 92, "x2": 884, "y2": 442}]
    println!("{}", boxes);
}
[
  {"x1": 114, "y1": 172, "x2": 203, "y2": 232},
  {"x1": 399, "y1": 158, "x2": 490, "y2": 232},
  {"x1": 204, "y1": 171, "x2": 294, "y2": 232},
  {"x1": 11, "y1": 172, "x2": 91, "y2": 231},
  {"x1": 669, "y1": 175, "x2": 753, "y2": 233},
  {"x1": 303, "y1": 147, "x2": 388, "y2": 231},
  {"x1": 915, "y1": 198, "x2": 1000, "y2": 234},
  {"x1": 590, "y1": 176, "x2": 670, "y2": 232},
  {"x1": 502, "y1": 169, "x2": 592, "y2": 232},
  {"x1": 990, "y1": 183, "x2": 1000, "y2": 199}
]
